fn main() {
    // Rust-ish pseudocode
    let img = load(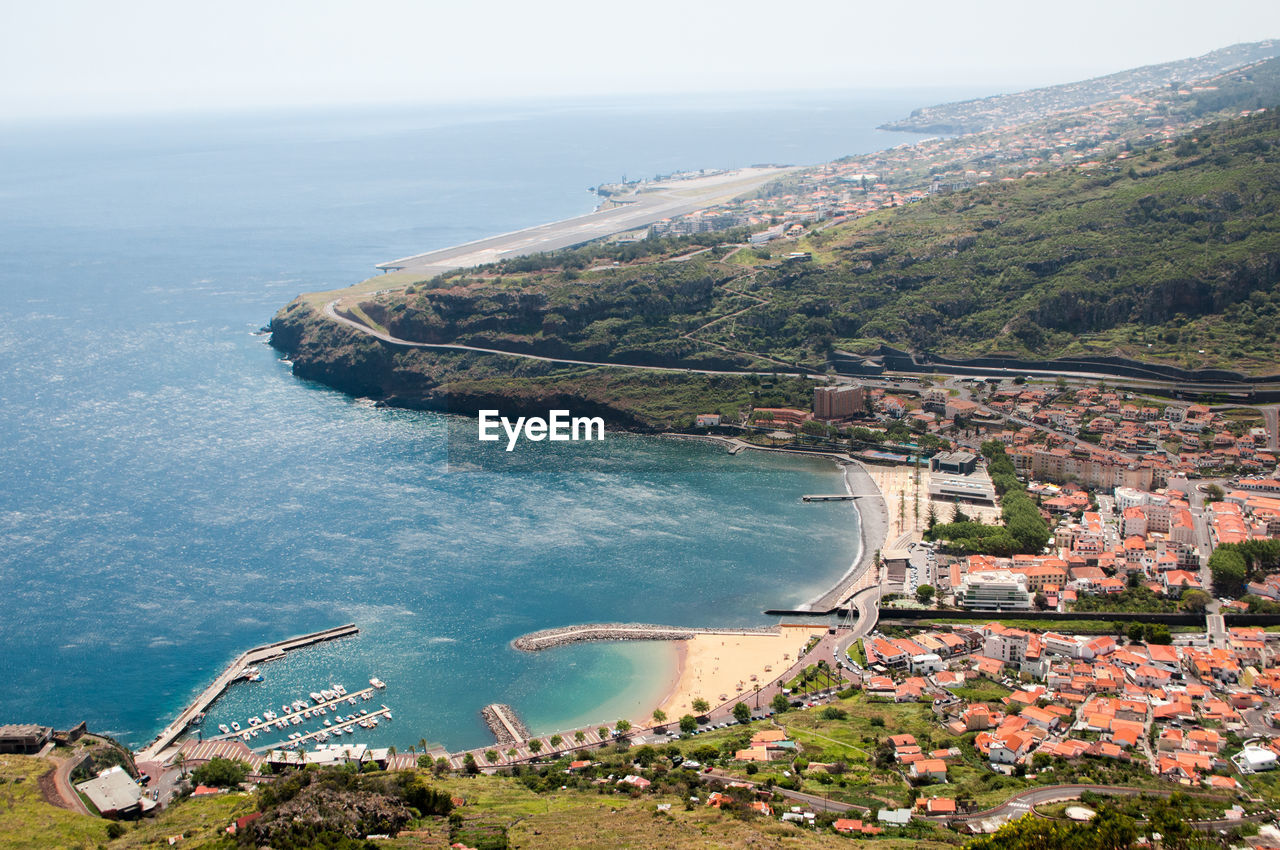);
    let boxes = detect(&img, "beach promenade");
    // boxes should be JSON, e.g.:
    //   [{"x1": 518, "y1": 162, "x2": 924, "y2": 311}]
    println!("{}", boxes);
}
[{"x1": 375, "y1": 167, "x2": 793, "y2": 274}]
